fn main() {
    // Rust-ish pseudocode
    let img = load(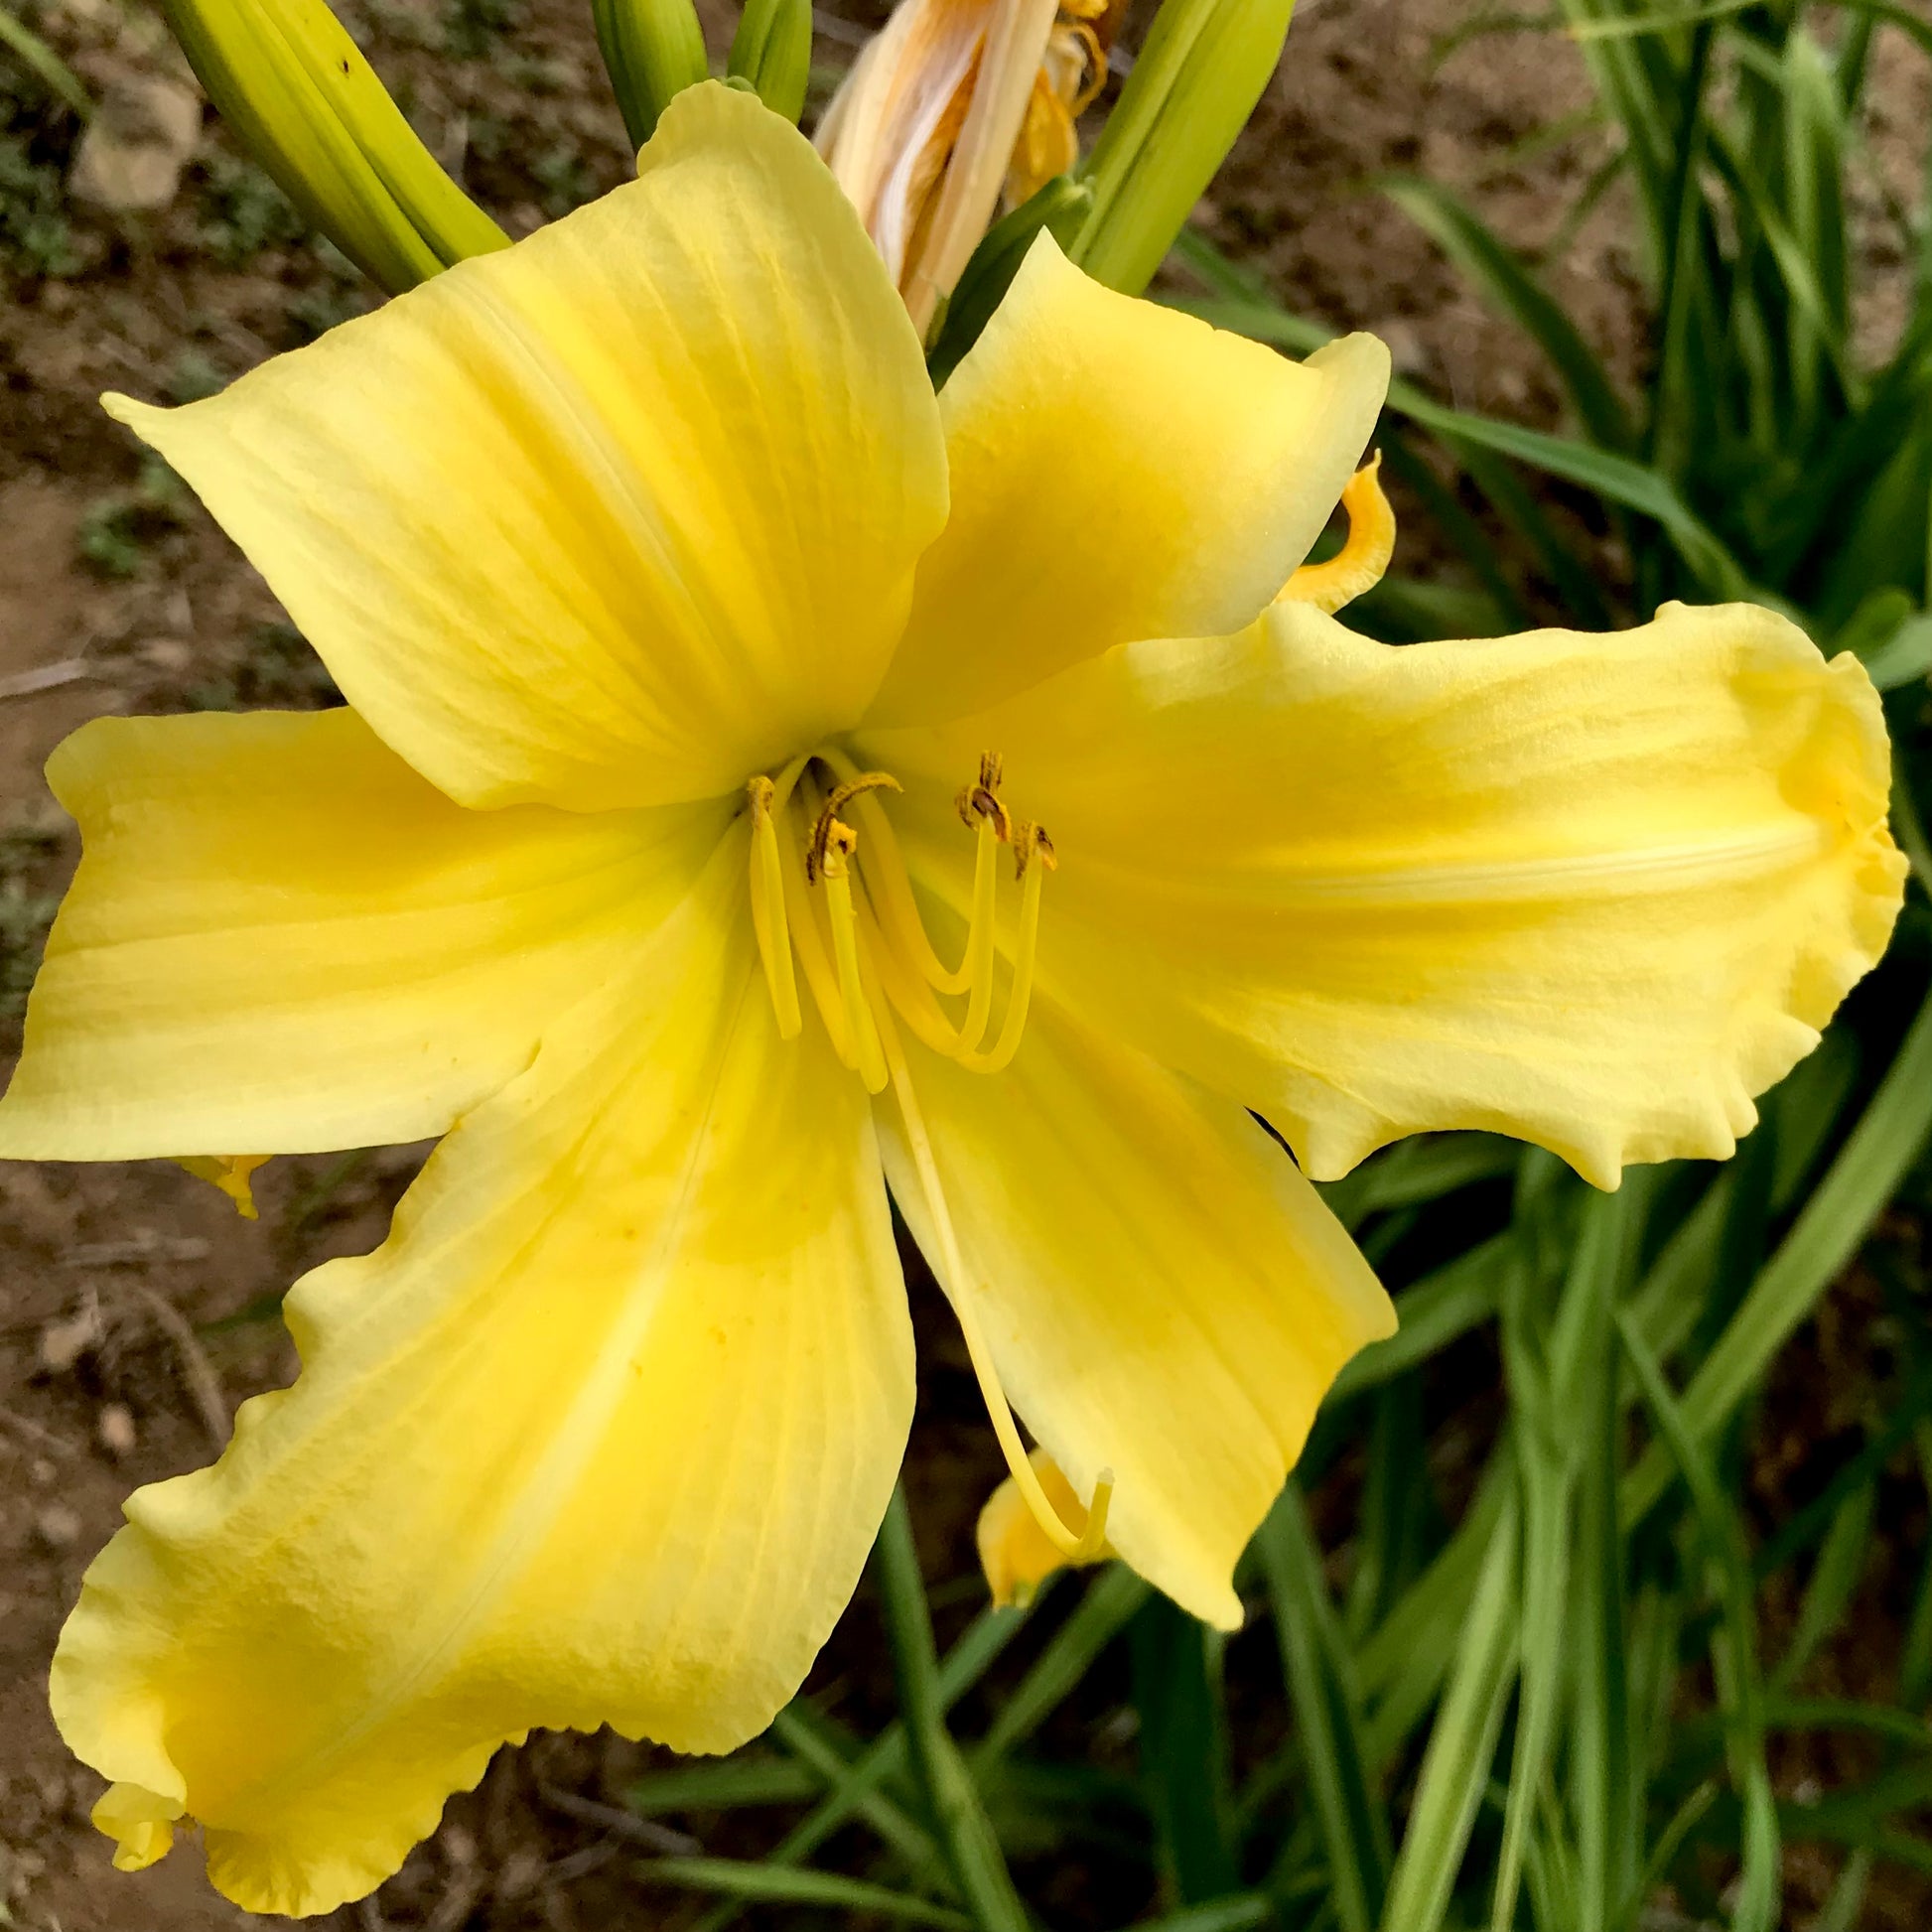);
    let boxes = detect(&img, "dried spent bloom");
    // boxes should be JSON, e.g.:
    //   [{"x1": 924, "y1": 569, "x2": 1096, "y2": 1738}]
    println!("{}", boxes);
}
[
  {"x1": 0, "y1": 83, "x2": 1901, "y2": 1917},
  {"x1": 817, "y1": 0, "x2": 1125, "y2": 333}
]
